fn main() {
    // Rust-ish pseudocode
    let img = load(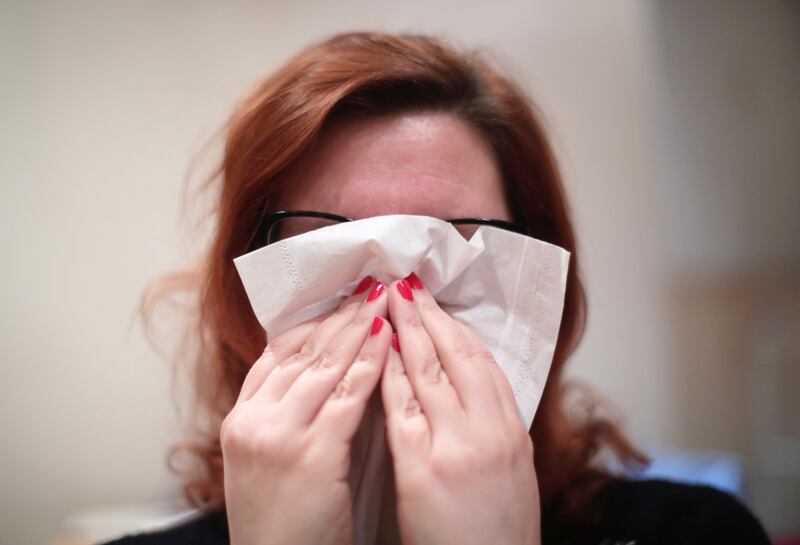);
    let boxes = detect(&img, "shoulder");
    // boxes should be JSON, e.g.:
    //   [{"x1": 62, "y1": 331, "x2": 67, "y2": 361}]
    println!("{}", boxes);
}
[
  {"x1": 98, "y1": 508, "x2": 229, "y2": 545},
  {"x1": 584, "y1": 478, "x2": 770, "y2": 545}
]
